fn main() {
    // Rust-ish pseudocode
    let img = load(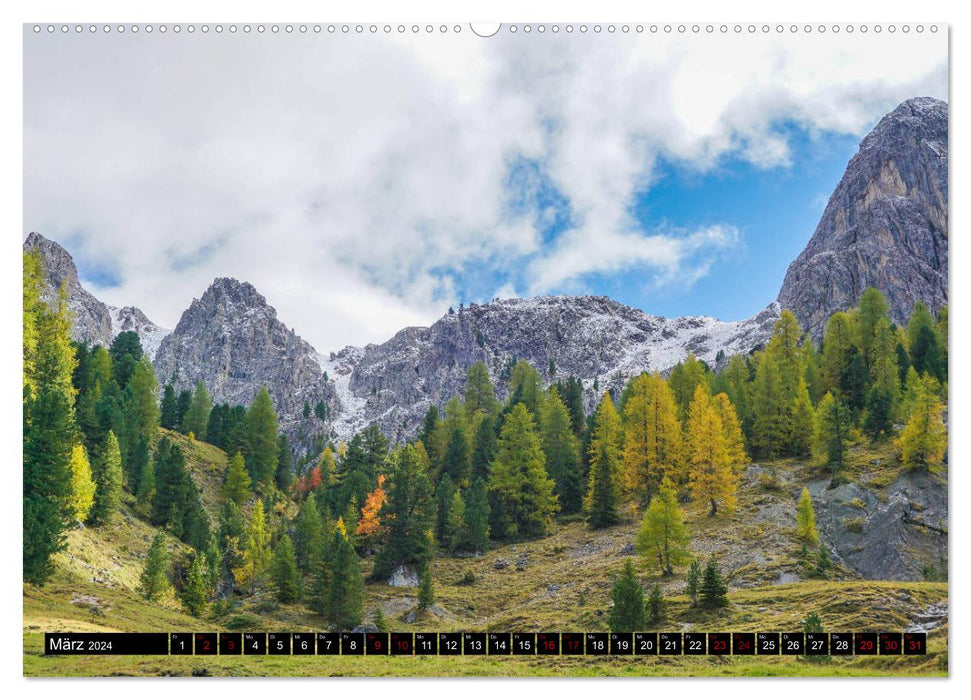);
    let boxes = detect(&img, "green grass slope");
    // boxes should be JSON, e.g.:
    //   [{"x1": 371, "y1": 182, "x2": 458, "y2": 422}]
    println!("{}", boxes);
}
[{"x1": 24, "y1": 433, "x2": 948, "y2": 677}]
